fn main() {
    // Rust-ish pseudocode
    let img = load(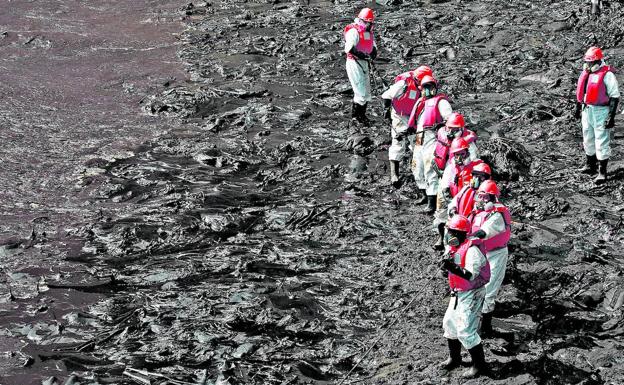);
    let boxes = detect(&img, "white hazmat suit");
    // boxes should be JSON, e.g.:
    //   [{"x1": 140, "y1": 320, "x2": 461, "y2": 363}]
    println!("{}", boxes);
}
[{"x1": 443, "y1": 244, "x2": 487, "y2": 349}]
